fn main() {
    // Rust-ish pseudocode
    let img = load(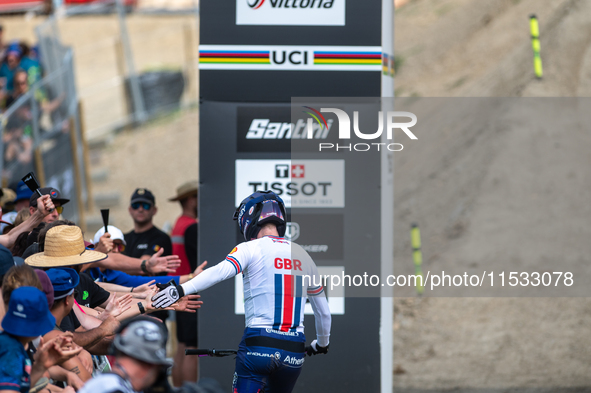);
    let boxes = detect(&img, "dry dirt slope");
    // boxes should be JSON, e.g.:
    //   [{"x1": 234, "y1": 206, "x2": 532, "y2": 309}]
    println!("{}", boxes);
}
[
  {"x1": 395, "y1": 0, "x2": 591, "y2": 97},
  {"x1": 393, "y1": 0, "x2": 591, "y2": 390}
]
